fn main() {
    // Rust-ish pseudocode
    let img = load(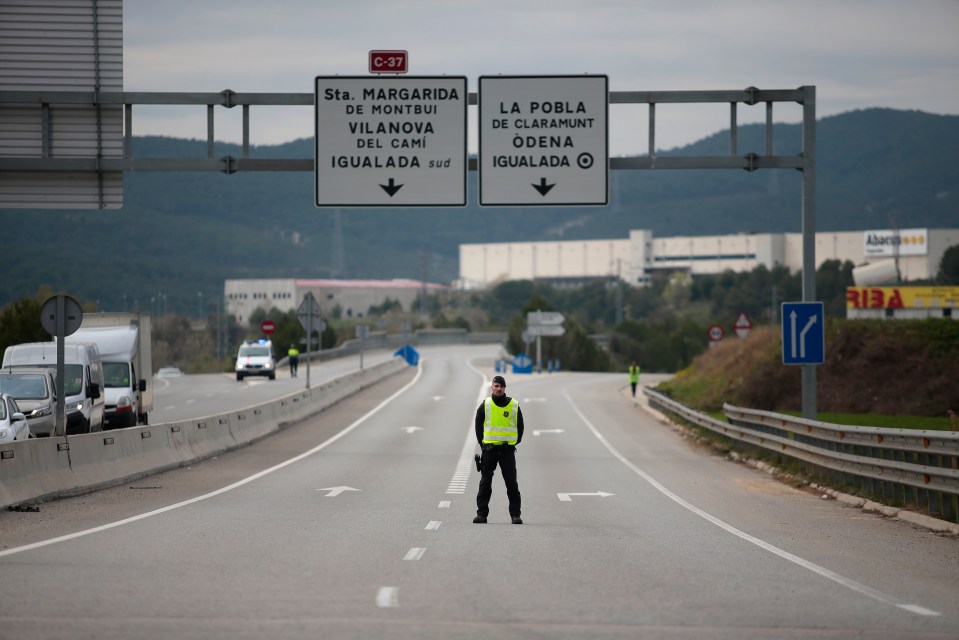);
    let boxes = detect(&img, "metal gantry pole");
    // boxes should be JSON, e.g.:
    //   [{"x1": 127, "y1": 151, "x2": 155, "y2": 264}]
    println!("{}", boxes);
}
[{"x1": 800, "y1": 86, "x2": 817, "y2": 419}]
